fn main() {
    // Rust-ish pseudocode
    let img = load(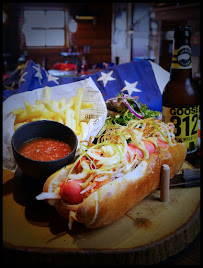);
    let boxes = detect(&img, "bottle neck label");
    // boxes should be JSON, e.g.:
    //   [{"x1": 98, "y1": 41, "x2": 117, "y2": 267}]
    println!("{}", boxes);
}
[{"x1": 171, "y1": 45, "x2": 192, "y2": 69}]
